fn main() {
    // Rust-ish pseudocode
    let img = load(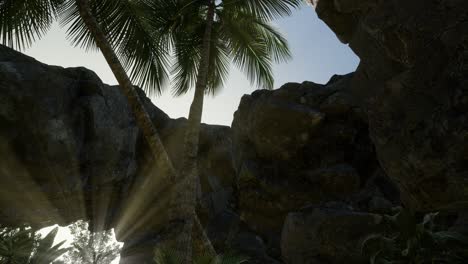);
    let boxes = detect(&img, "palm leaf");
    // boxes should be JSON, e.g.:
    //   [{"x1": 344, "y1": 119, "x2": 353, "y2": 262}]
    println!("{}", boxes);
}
[
  {"x1": 106, "y1": 0, "x2": 170, "y2": 94},
  {"x1": 30, "y1": 227, "x2": 69, "y2": 264},
  {"x1": 204, "y1": 23, "x2": 231, "y2": 96},
  {"x1": 0, "y1": 0, "x2": 63, "y2": 50},
  {"x1": 59, "y1": 0, "x2": 170, "y2": 94},
  {"x1": 220, "y1": 8, "x2": 274, "y2": 89},
  {"x1": 222, "y1": 0, "x2": 302, "y2": 20},
  {"x1": 170, "y1": 22, "x2": 203, "y2": 96}
]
